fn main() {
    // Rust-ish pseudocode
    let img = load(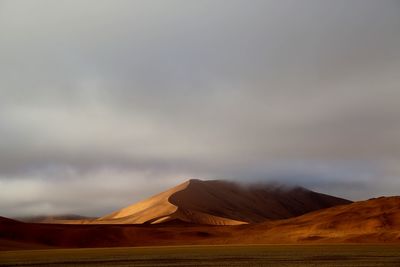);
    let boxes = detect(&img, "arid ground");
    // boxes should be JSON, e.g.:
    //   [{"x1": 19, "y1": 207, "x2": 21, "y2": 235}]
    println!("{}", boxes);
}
[{"x1": 2, "y1": 245, "x2": 400, "y2": 267}]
